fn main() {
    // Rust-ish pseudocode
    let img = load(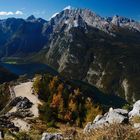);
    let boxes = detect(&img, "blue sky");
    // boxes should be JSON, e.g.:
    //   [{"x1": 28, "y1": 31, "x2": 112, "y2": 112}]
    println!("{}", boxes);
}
[{"x1": 0, "y1": 0, "x2": 140, "y2": 21}]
